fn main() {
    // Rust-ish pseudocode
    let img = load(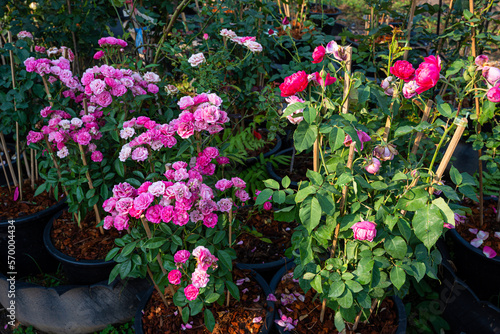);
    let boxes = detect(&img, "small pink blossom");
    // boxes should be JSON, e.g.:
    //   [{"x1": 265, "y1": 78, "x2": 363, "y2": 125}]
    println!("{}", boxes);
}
[
  {"x1": 168, "y1": 270, "x2": 182, "y2": 285},
  {"x1": 185, "y1": 284, "x2": 199, "y2": 301},
  {"x1": 174, "y1": 250, "x2": 191, "y2": 264},
  {"x1": 91, "y1": 151, "x2": 103, "y2": 162},
  {"x1": 365, "y1": 157, "x2": 381, "y2": 174},
  {"x1": 351, "y1": 221, "x2": 377, "y2": 242}
]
